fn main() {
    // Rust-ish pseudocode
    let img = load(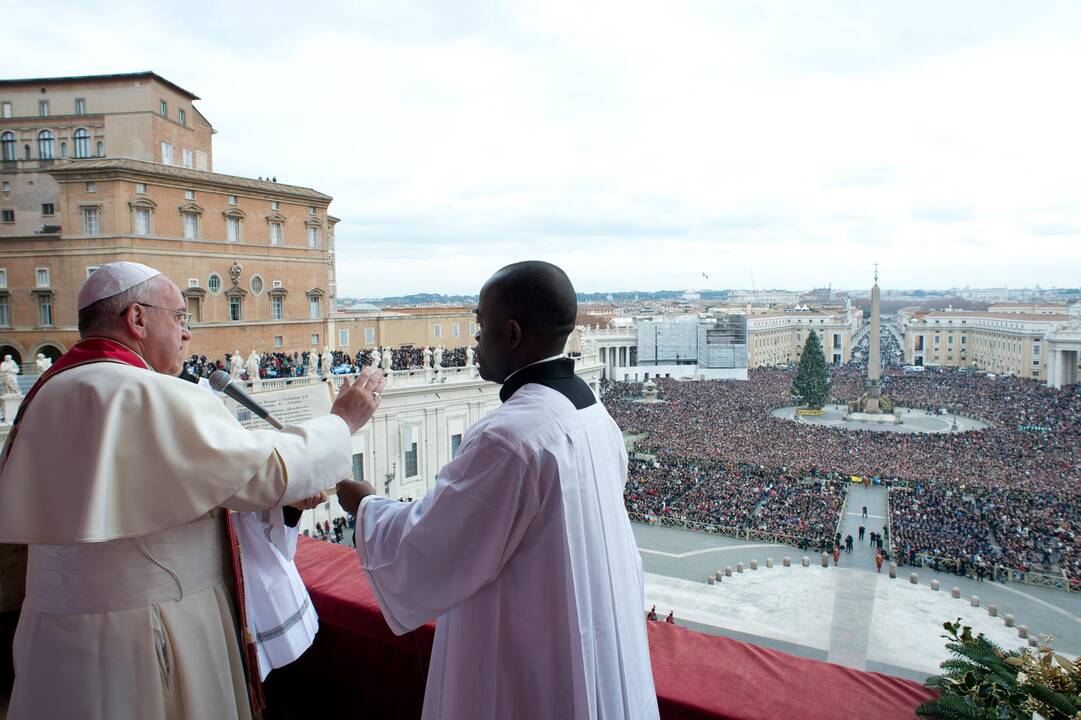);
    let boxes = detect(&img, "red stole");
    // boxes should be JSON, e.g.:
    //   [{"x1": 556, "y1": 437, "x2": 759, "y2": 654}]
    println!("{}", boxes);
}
[{"x1": 3, "y1": 337, "x2": 149, "y2": 460}]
